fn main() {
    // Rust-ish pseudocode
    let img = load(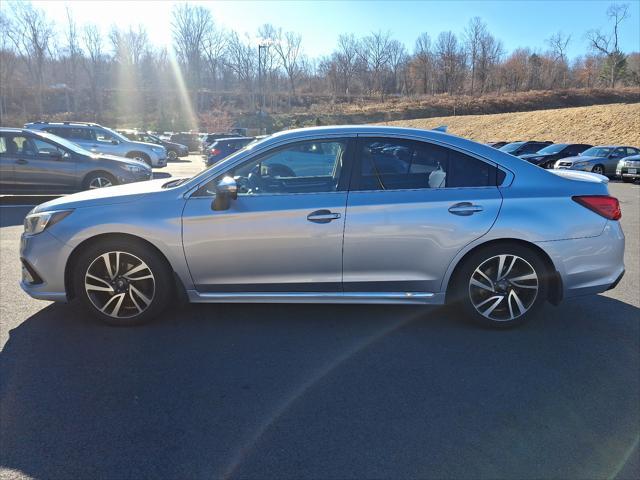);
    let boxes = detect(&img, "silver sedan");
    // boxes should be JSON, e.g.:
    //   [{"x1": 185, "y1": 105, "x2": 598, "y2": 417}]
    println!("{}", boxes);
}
[{"x1": 19, "y1": 126, "x2": 625, "y2": 328}]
